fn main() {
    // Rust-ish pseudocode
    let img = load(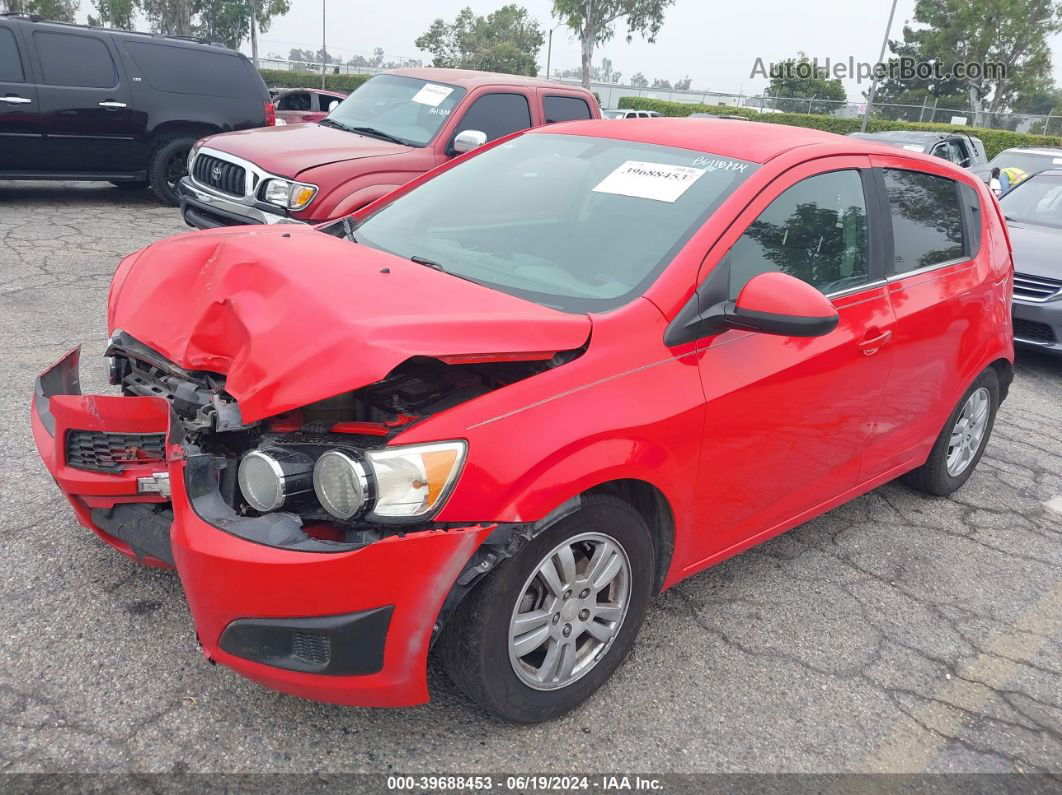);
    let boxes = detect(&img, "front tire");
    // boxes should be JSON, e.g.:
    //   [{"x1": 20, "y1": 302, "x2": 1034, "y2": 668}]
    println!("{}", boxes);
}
[
  {"x1": 439, "y1": 494, "x2": 655, "y2": 723},
  {"x1": 903, "y1": 368, "x2": 1000, "y2": 496},
  {"x1": 148, "y1": 137, "x2": 196, "y2": 206}
]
